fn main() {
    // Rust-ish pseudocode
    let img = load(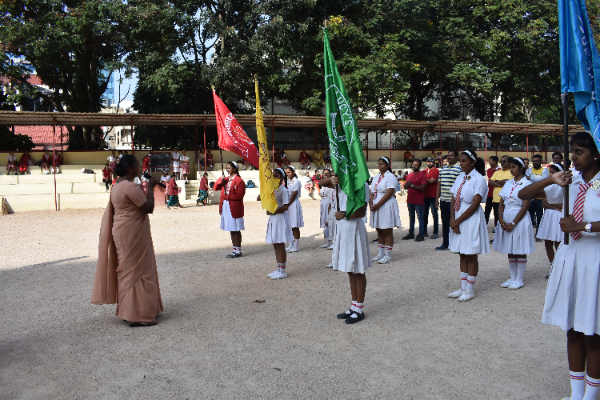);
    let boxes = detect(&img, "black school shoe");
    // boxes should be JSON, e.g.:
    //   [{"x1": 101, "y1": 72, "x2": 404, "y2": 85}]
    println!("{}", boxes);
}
[
  {"x1": 226, "y1": 252, "x2": 242, "y2": 258},
  {"x1": 345, "y1": 312, "x2": 366, "y2": 324},
  {"x1": 402, "y1": 233, "x2": 415, "y2": 240},
  {"x1": 415, "y1": 235, "x2": 425, "y2": 242},
  {"x1": 337, "y1": 310, "x2": 353, "y2": 319}
]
